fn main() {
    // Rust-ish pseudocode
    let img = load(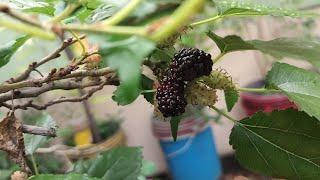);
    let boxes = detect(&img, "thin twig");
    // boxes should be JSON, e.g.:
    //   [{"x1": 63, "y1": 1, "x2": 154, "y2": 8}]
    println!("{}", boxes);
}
[
  {"x1": 0, "y1": 67, "x2": 113, "y2": 94},
  {"x1": 0, "y1": 4, "x2": 43, "y2": 28},
  {"x1": 213, "y1": 53, "x2": 226, "y2": 64},
  {"x1": 6, "y1": 79, "x2": 108, "y2": 110},
  {"x1": 57, "y1": 33, "x2": 102, "y2": 143},
  {"x1": 7, "y1": 35, "x2": 86, "y2": 84},
  {"x1": 81, "y1": 95, "x2": 102, "y2": 143},
  {"x1": 69, "y1": 30, "x2": 86, "y2": 56},
  {"x1": 22, "y1": 124, "x2": 56, "y2": 137},
  {"x1": 210, "y1": 106, "x2": 238, "y2": 124},
  {"x1": 33, "y1": 69, "x2": 44, "y2": 77},
  {"x1": 0, "y1": 77, "x2": 118, "y2": 102}
]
